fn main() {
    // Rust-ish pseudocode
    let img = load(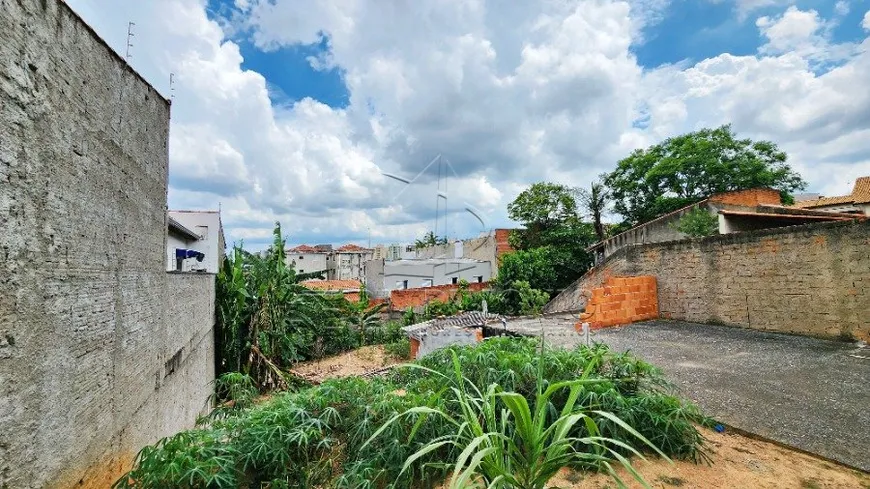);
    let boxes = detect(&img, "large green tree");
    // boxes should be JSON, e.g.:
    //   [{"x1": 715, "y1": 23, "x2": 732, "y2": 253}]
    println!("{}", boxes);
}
[
  {"x1": 603, "y1": 125, "x2": 806, "y2": 226},
  {"x1": 505, "y1": 182, "x2": 597, "y2": 292}
]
